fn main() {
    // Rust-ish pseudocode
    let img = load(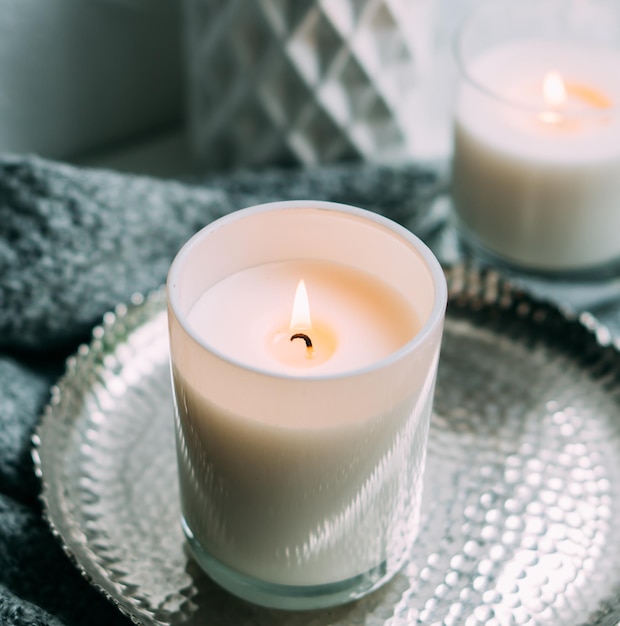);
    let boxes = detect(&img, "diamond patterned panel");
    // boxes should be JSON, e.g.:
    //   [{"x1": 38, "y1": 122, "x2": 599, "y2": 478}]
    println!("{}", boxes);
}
[
  {"x1": 287, "y1": 8, "x2": 343, "y2": 86},
  {"x1": 184, "y1": 0, "x2": 428, "y2": 168}
]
